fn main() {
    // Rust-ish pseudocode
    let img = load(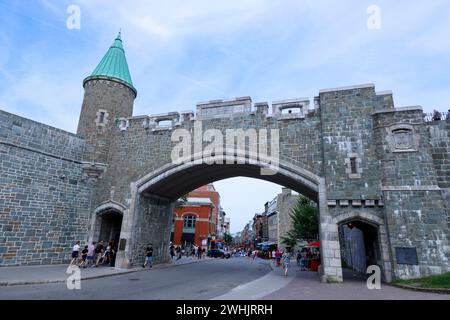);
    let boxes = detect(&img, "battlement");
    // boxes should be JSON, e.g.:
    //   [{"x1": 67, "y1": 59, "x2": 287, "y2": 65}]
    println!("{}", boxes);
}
[
  {"x1": 197, "y1": 96, "x2": 252, "y2": 118},
  {"x1": 117, "y1": 84, "x2": 394, "y2": 132},
  {"x1": 120, "y1": 96, "x2": 319, "y2": 132}
]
